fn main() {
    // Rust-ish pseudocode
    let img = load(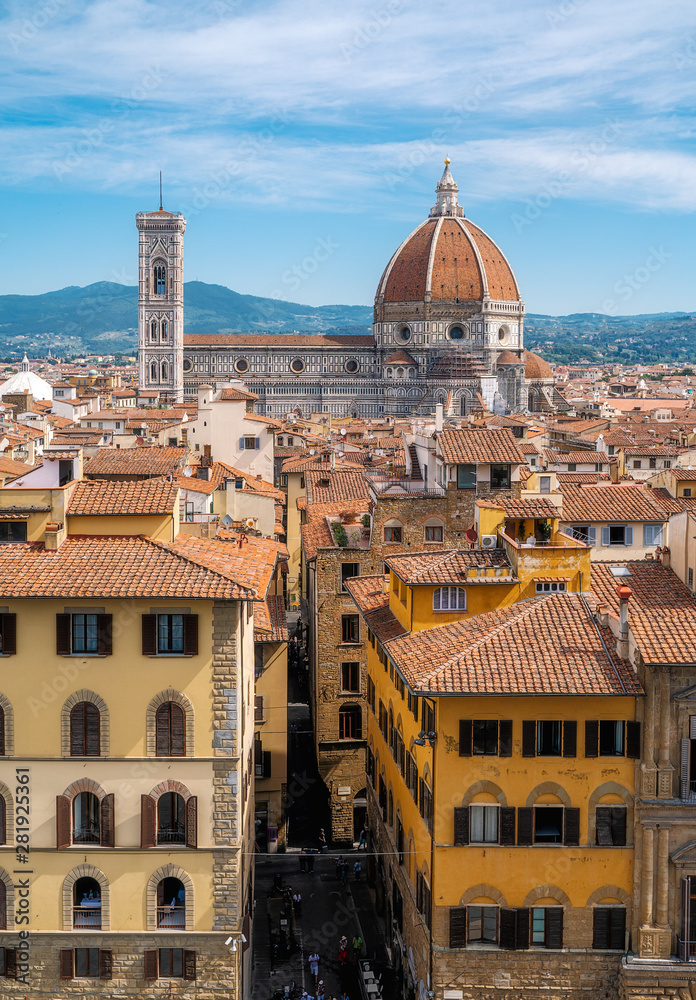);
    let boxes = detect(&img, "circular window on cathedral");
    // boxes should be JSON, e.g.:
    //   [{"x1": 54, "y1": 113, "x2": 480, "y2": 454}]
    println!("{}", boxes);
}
[
  {"x1": 449, "y1": 326, "x2": 465, "y2": 340},
  {"x1": 182, "y1": 358, "x2": 193, "y2": 373},
  {"x1": 234, "y1": 358, "x2": 250, "y2": 374},
  {"x1": 344, "y1": 359, "x2": 360, "y2": 374},
  {"x1": 289, "y1": 358, "x2": 306, "y2": 374},
  {"x1": 396, "y1": 325, "x2": 412, "y2": 344},
  {"x1": 498, "y1": 326, "x2": 509, "y2": 343}
]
